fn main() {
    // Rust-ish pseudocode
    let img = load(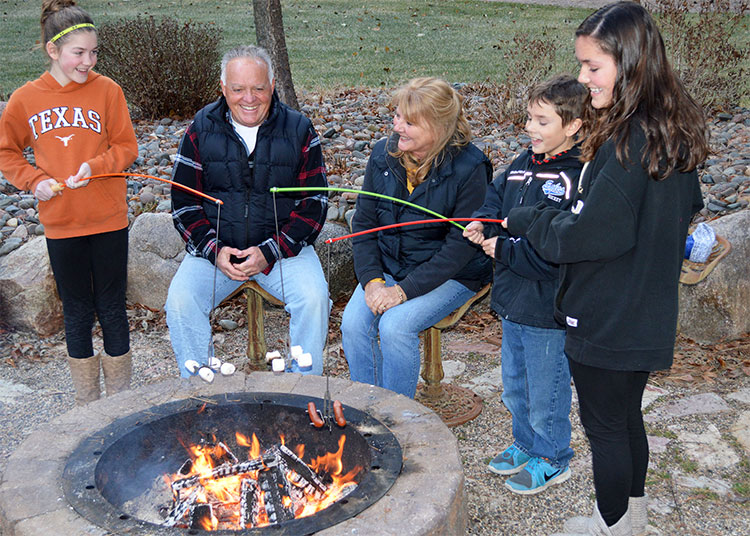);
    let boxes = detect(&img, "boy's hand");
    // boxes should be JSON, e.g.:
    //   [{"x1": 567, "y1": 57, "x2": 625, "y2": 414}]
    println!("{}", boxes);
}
[
  {"x1": 481, "y1": 236, "x2": 499, "y2": 258},
  {"x1": 463, "y1": 221, "x2": 485, "y2": 245},
  {"x1": 65, "y1": 162, "x2": 91, "y2": 189},
  {"x1": 34, "y1": 178, "x2": 62, "y2": 201}
]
